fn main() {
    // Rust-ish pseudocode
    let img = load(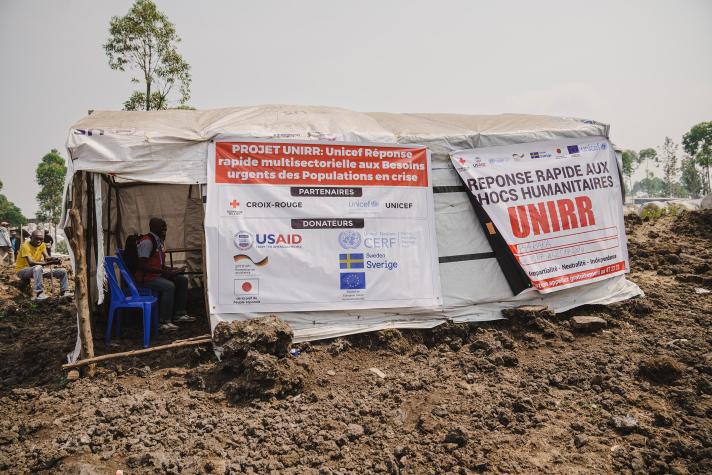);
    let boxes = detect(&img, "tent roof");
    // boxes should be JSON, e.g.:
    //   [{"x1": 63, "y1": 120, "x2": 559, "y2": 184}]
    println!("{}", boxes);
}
[{"x1": 66, "y1": 104, "x2": 609, "y2": 184}]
